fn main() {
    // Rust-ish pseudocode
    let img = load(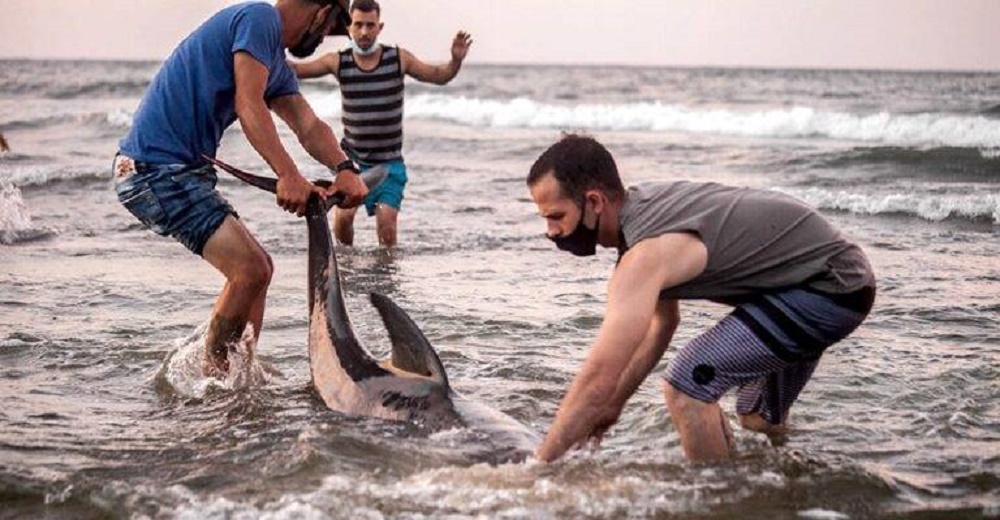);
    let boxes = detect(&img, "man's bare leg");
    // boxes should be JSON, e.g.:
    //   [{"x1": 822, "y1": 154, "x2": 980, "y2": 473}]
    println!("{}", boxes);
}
[
  {"x1": 200, "y1": 215, "x2": 273, "y2": 375},
  {"x1": 739, "y1": 412, "x2": 787, "y2": 437},
  {"x1": 664, "y1": 382, "x2": 735, "y2": 462},
  {"x1": 374, "y1": 204, "x2": 399, "y2": 247},
  {"x1": 334, "y1": 206, "x2": 358, "y2": 246}
]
